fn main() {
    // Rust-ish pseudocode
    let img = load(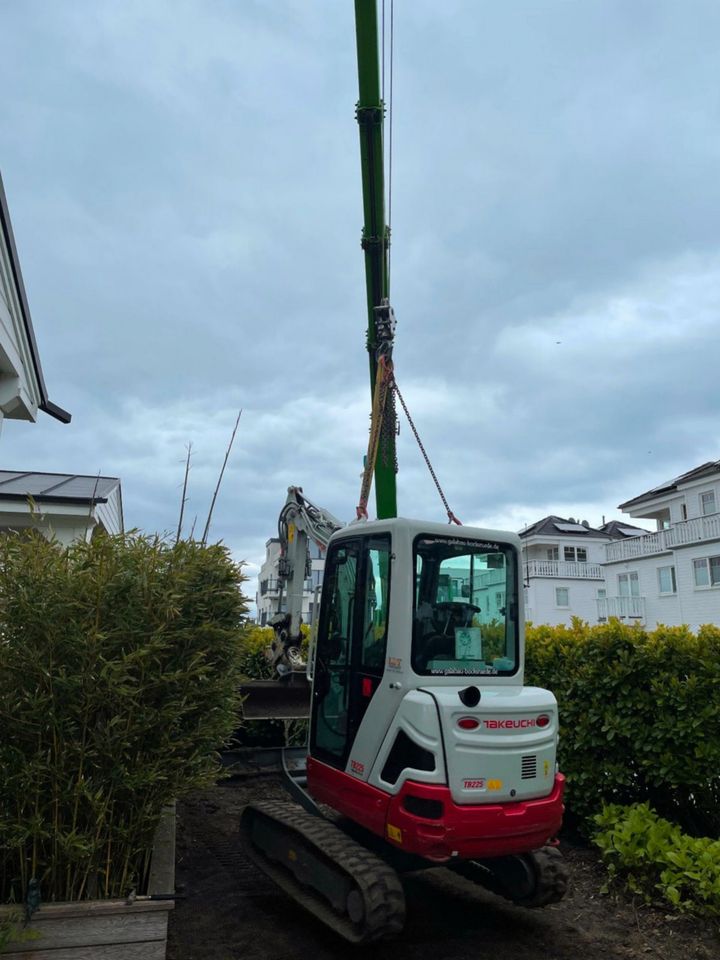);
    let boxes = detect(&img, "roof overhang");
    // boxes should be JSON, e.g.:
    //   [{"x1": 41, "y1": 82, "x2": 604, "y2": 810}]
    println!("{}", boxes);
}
[{"x1": 0, "y1": 172, "x2": 70, "y2": 424}]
